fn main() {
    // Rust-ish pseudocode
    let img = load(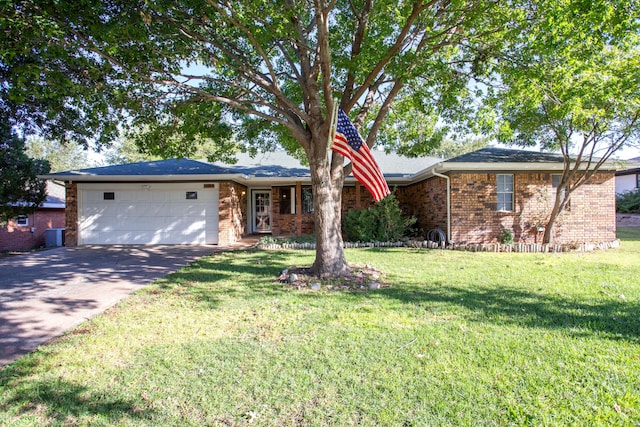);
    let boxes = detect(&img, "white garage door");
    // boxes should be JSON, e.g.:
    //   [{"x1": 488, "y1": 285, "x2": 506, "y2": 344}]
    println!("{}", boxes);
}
[{"x1": 78, "y1": 183, "x2": 219, "y2": 245}]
